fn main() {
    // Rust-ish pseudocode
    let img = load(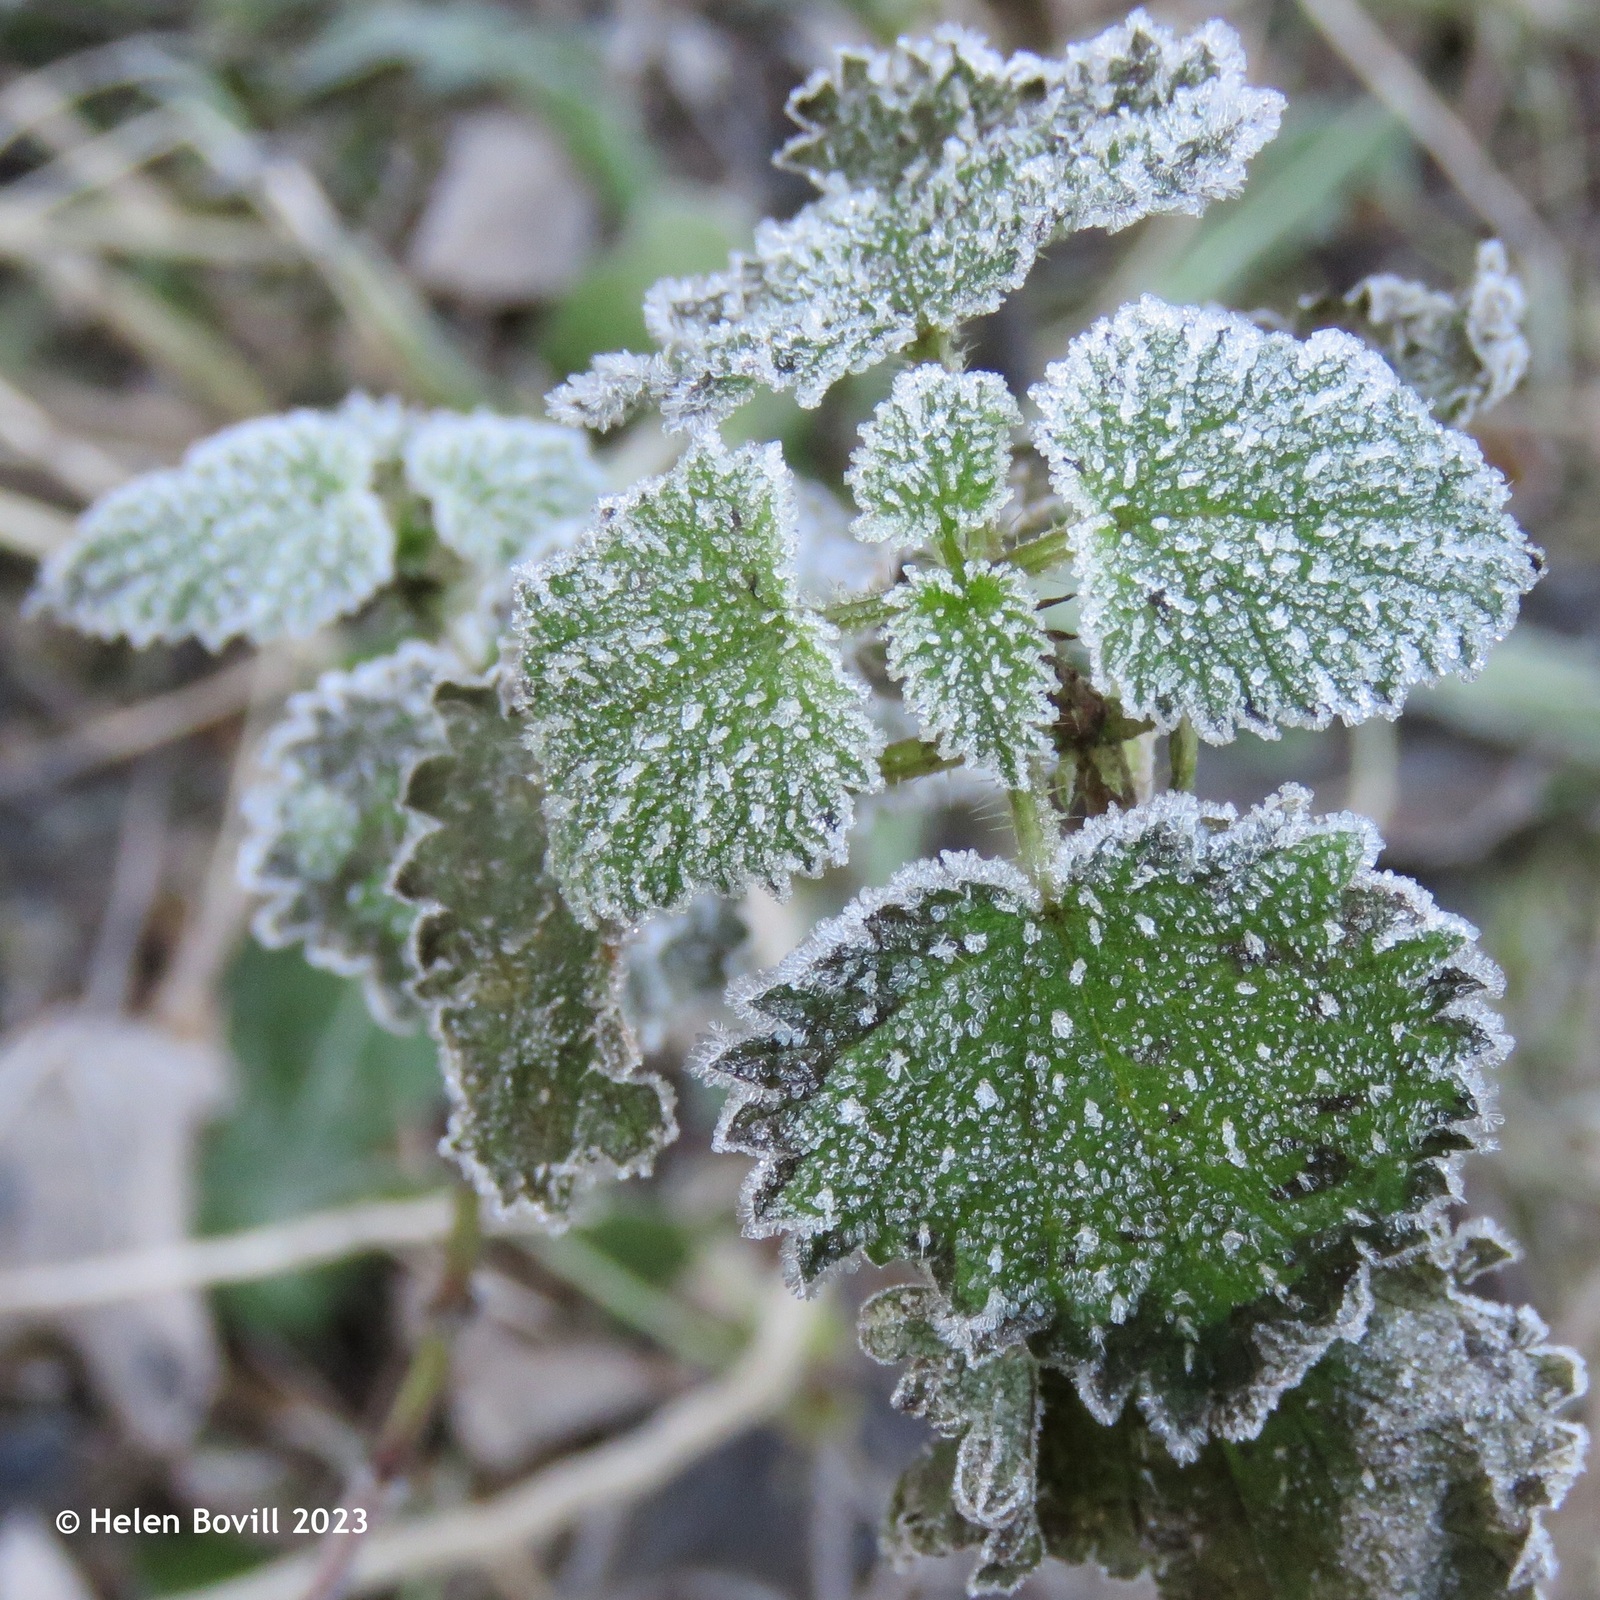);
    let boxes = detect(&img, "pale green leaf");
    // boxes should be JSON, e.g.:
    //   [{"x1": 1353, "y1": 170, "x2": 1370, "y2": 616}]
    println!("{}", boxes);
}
[
  {"x1": 513, "y1": 440, "x2": 882, "y2": 926},
  {"x1": 702, "y1": 786, "x2": 1502, "y2": 1456},
  {"x1": 550, "y1": 14, "x2": 1282, "y2": 431},
  {"x1": 1340, "y1": 239, "x2": 1528, "y2": 426},
  {"x1": 884, "y1": 562, "x2": 1056, "y2": 787},
  {"x1": 393, "y1": 681, "x2": 676, "y2": 1222},
  {"x1": 1030, "y1": 297, "x2": 1540, "y2": 743},
  {"x1": 31, "y1": 410, "x2": 396, "y2": 649},
  {"x1": 847, "y1": 367, "x2": 1020, "y2": 552},
  {"x1": 238, "y1": 643, "x2": 453, "y2": 1031},
  {"x1": 403, "y1": 410, "x2": 605, "y2": 573}
]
